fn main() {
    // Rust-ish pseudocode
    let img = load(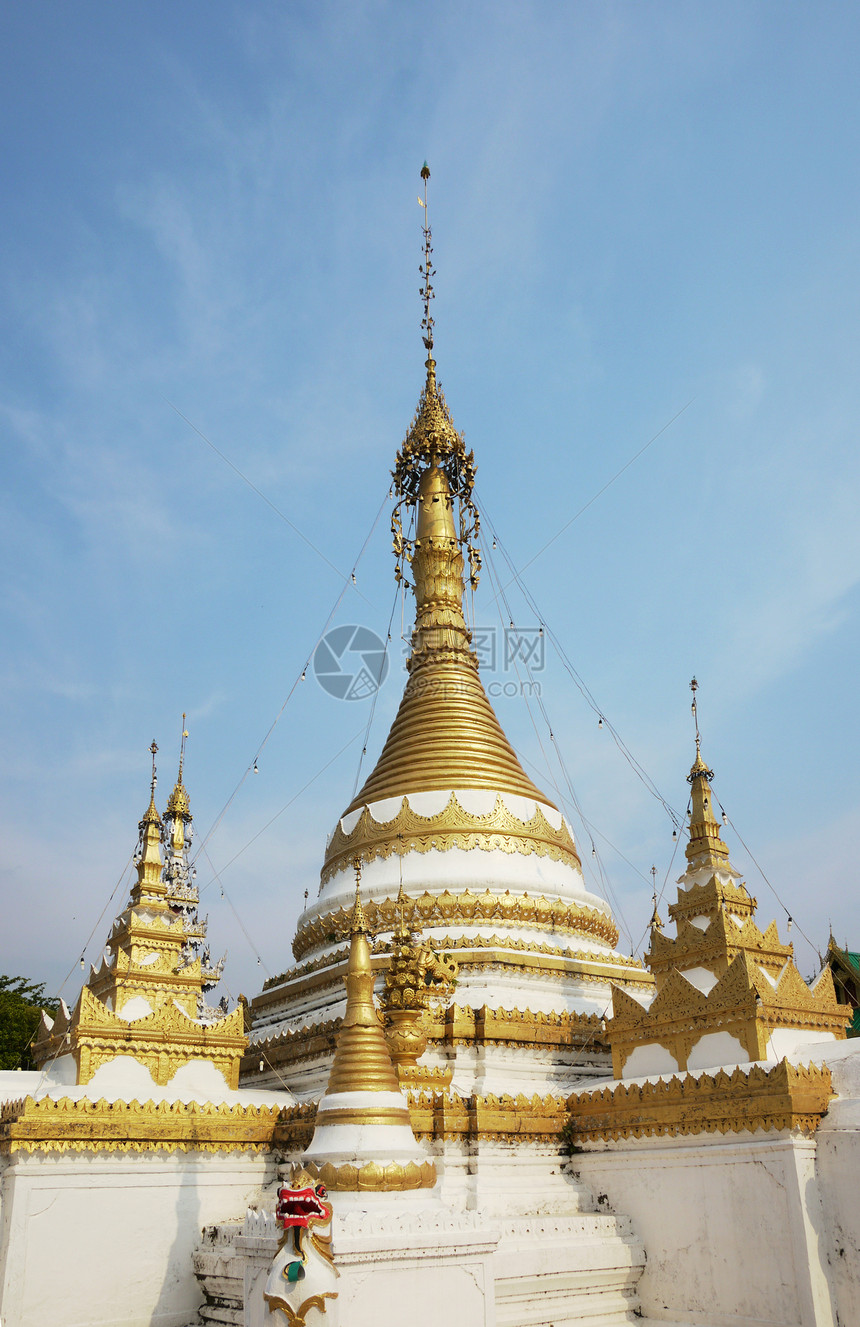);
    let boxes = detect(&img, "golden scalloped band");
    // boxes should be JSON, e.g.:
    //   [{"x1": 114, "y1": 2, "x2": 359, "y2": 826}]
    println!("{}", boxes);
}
[
  {"x1": 321, "y1": 792, "x2": 580, "y2": 884},
  {"x1": 304, "y1": 1158, "x2": 437, "y2": 1191}
]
